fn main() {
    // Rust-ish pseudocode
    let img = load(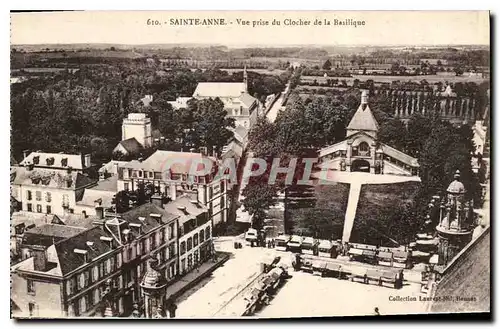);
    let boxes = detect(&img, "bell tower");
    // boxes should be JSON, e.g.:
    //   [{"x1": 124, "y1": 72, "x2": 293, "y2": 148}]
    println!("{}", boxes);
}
[
  {"x1": 140, "y1": 254, "x2": 168, "y2": 318},
  {"x1": 435, "y1": 170, "x2": 474, "y2": 266}
]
